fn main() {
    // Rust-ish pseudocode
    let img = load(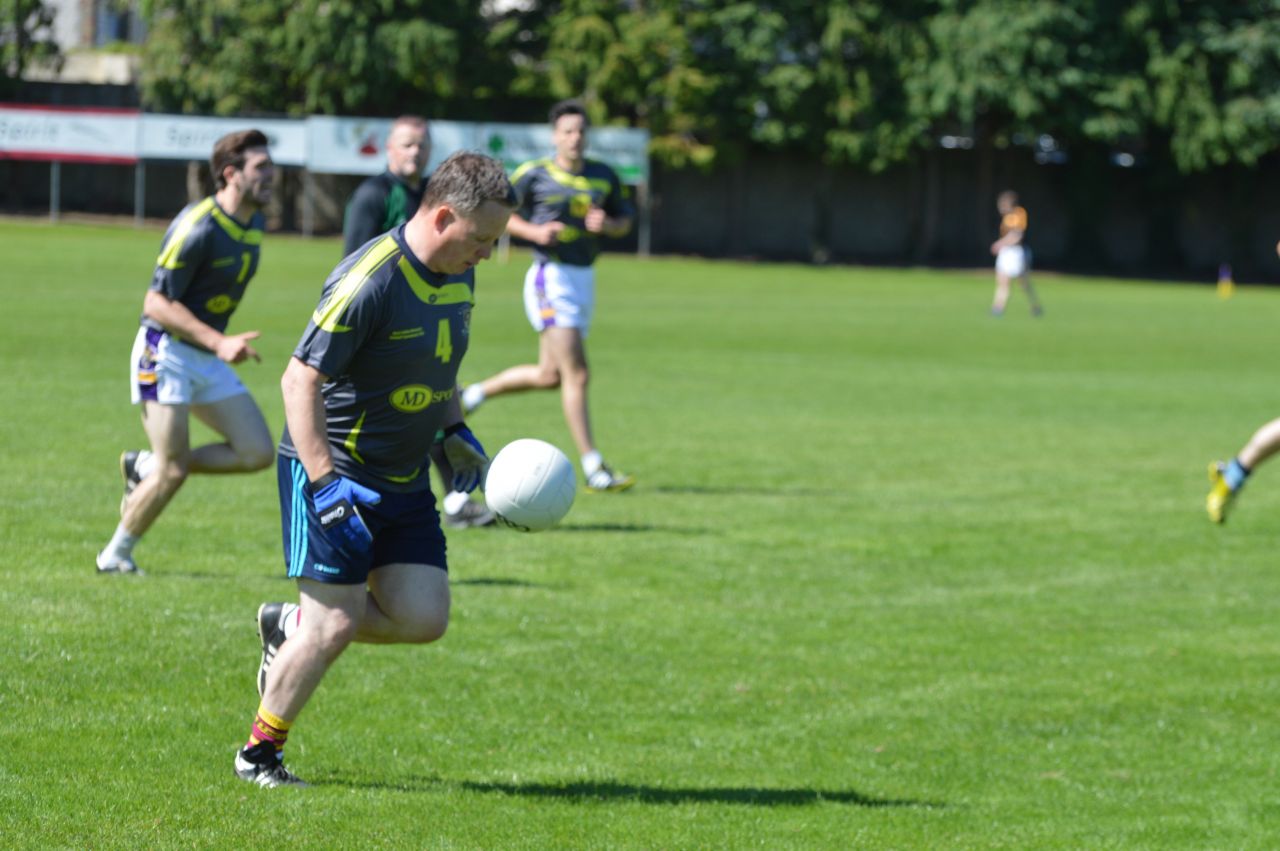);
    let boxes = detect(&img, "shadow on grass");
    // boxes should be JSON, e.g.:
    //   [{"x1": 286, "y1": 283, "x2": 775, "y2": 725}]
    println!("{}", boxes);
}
[
  {"x1": 650, "y1": 485, "x2": 826, "y2": 498},
  {"x1": 453, "y1": 577, "x2": 544, "y2": 588},
  {"x1": 319, "y1": 774, "x2": 939, "y2": 809},
  {"x1": 556, "y1": 522, "x2": 712, "y2": 535},
  {"x1": 460, "y1": 779, "x2": 939, "y2": 808}
]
